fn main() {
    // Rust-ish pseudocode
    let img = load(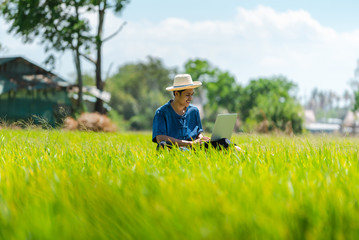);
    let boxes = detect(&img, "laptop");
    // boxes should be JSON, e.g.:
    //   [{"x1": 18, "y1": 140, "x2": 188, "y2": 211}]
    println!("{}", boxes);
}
[{"x1": 210, "y1": 113, "x2": 238, "y2": 141}]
